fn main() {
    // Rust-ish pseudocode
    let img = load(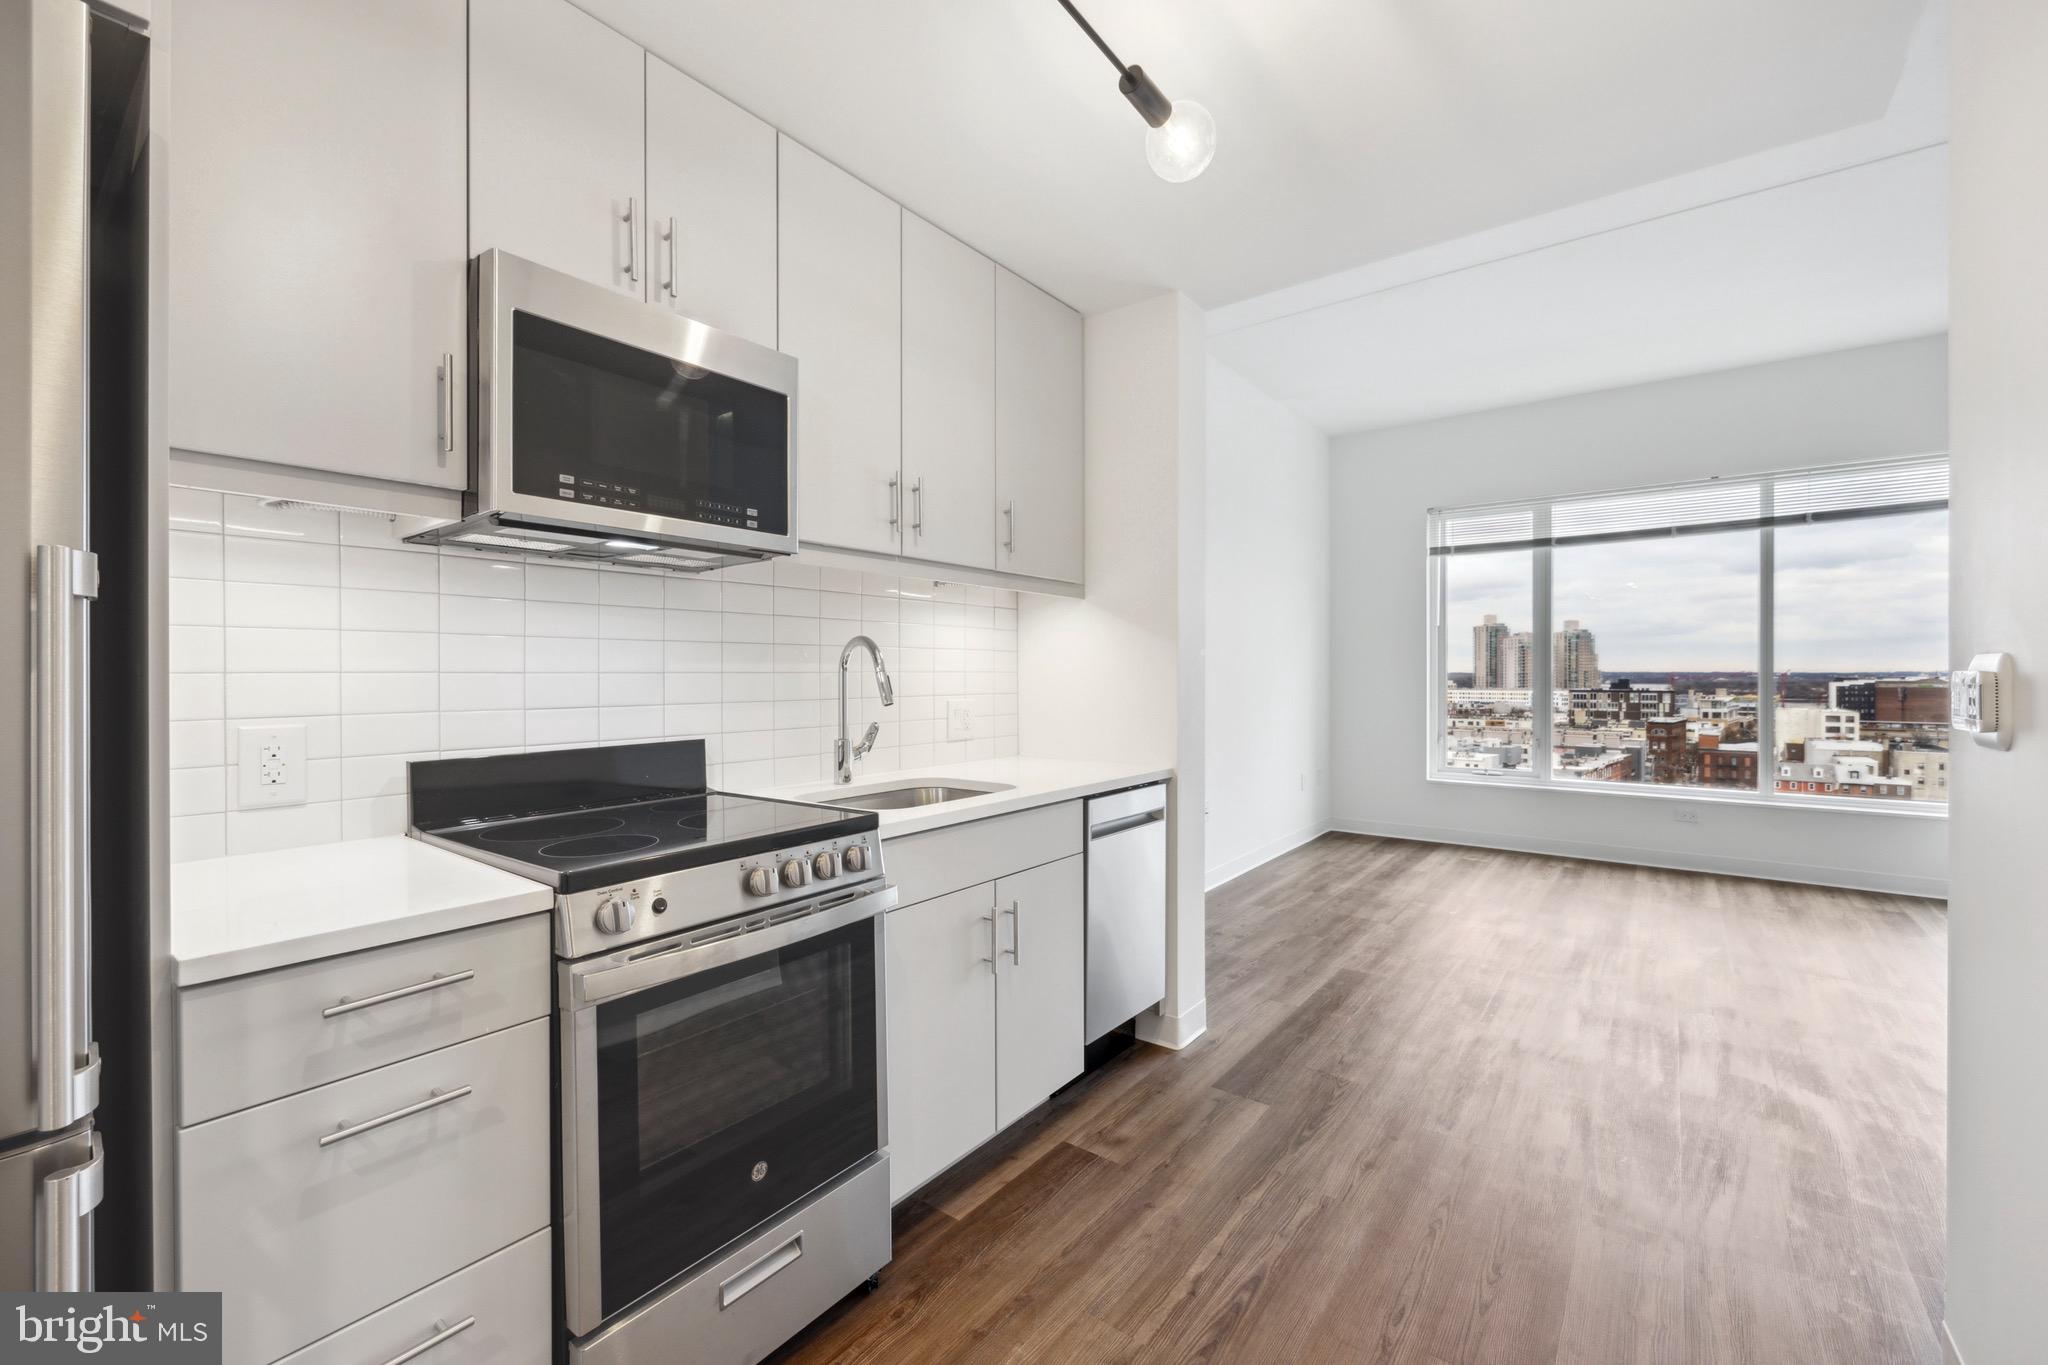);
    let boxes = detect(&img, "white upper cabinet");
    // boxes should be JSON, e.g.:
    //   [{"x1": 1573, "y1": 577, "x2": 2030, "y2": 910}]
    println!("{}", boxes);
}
[
  {"x1": 778, "y1": 138, "x2": 903, "y2": 555},
  {"x1": 993, "y1": 855, "x2": 1085, "y2": 1129},
  {"x1": 900, "y1": 214, "x2": 997, "y2": 571},
  {"x1": 470, "y1": 0, "x2": 644, "y2": 295},
  {"x1": 169, "y1": 0, "x2": 468, "y2": 489},
  {"x1": 643, "y1": 55, "x2": 778, "y2": 349},
  {"x1": 995, "y1": 269, "x2": 1086, "y2": 584}
]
